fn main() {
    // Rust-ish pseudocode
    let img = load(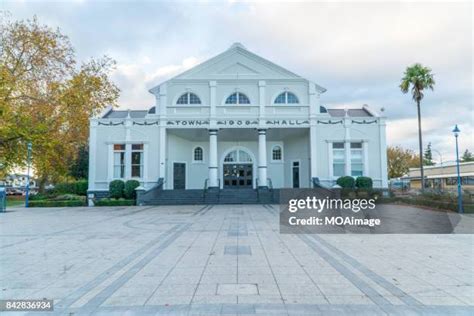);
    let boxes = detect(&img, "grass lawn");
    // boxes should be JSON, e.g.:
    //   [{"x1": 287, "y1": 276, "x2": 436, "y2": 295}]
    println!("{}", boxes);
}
[{"x1": 6, "y1": 197, "x2": 25, "y2": 208}]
